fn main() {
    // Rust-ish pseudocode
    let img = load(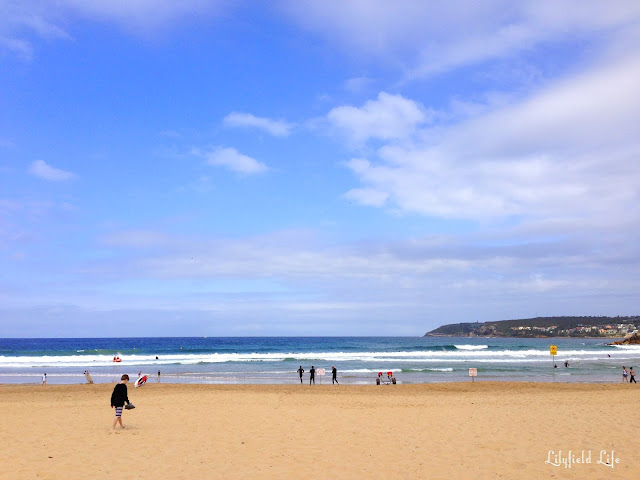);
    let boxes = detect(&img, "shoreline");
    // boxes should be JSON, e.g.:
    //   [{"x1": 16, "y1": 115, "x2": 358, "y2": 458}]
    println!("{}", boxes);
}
[
  {"x1": 0, "y1": 376, "x2": 628, "y2": 386},
  {"x1": 0, "y1": 379, "x2": 635, "y2": 390}
]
